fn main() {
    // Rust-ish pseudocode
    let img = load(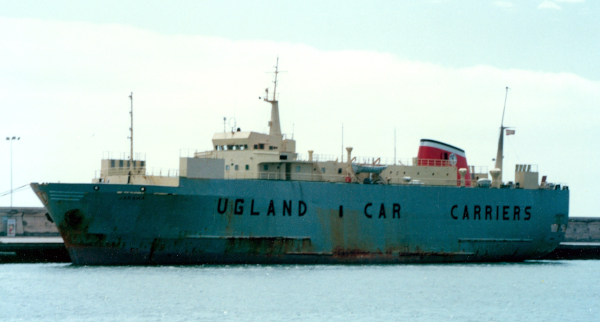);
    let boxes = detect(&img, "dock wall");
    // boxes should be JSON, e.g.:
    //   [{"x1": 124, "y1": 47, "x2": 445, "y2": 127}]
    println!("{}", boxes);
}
[
  {"x1": 563, "y1": 217, "x2": 600, "y2": 242},
  {"x1": 1, "y1": 207, "x2": 59, "y2": 237}
]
